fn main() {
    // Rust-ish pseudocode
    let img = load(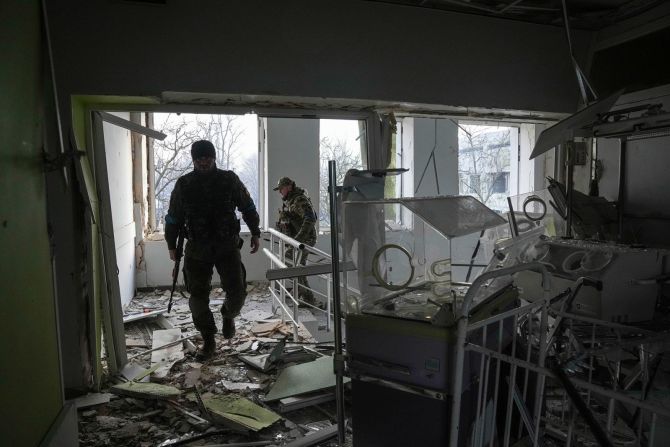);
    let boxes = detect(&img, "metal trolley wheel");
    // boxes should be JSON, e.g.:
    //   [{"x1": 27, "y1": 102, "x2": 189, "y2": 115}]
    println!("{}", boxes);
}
[{"x1": 371, "y1": 243, "x2": 415, "y2": 291}]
